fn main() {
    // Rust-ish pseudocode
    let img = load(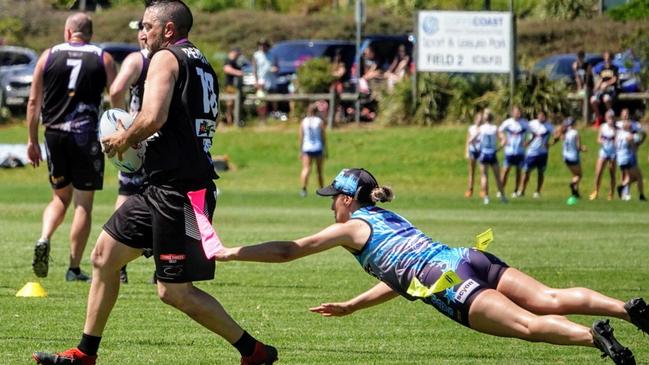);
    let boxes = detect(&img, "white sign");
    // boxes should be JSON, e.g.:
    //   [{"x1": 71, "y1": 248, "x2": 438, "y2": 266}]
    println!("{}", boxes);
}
[{"x1": 417, "y1": 11, "x2": 512, "y2": 73}]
